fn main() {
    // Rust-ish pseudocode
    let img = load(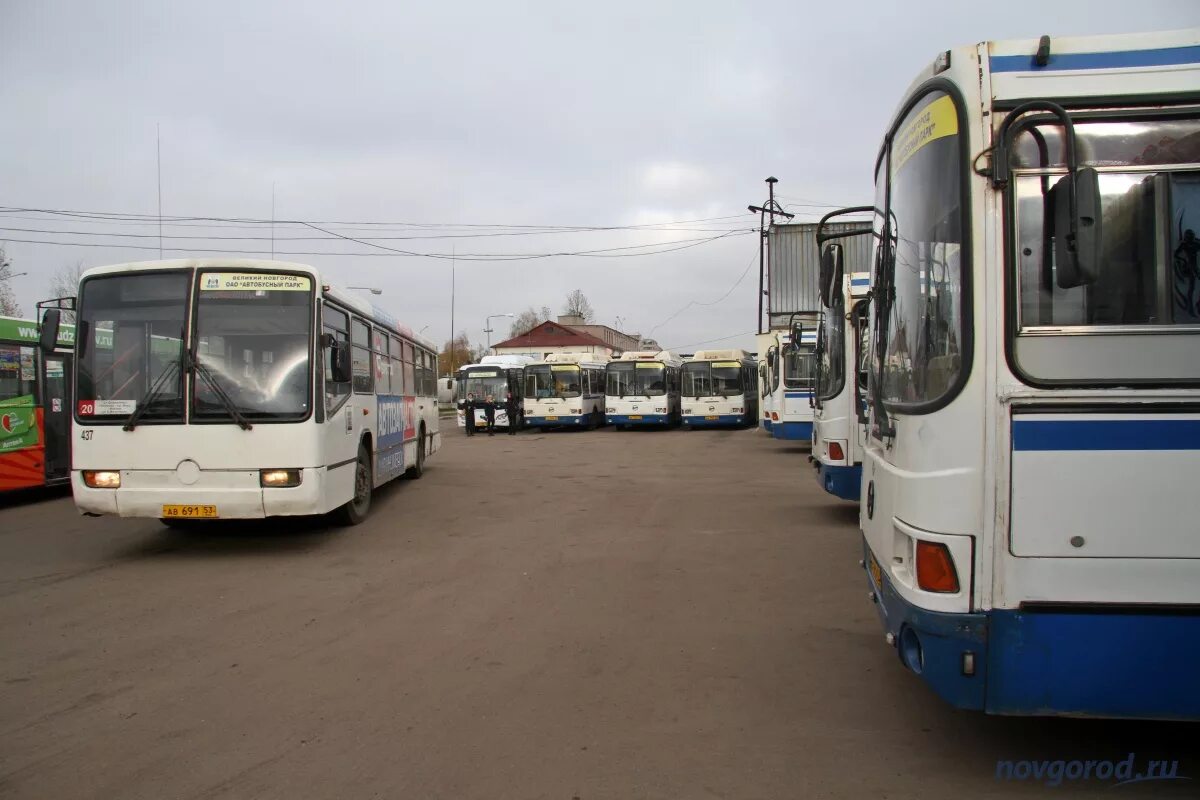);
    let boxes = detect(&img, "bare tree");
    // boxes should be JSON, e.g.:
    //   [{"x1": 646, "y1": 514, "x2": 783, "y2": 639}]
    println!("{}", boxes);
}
[
  {"x1": 508, "y1": 305, "x2": 552, "y2": 338},
  {"x1": 46, "y1": 261, "x2": 84, "y2": 322},
  {"x1": 0, "y1": 246, "x2": 22, "y2": 317},
  {"x1": 562, "y1": 289, "x2": 594, "y2": 322}
]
